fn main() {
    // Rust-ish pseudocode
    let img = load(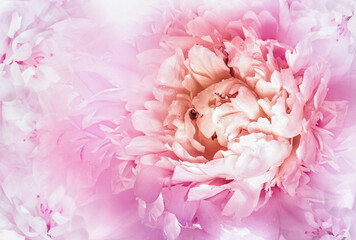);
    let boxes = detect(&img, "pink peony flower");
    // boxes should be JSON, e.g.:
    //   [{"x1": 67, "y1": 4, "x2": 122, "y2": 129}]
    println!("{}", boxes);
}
[{"x1": 114, "y1": 0, "x2": 356, "y2": 238}]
